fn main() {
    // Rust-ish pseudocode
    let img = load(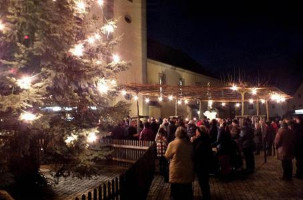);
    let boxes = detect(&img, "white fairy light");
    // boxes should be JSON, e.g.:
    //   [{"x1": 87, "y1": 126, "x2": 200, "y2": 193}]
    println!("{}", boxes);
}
[
  {"x1": 178, "y1": 100, "x2": 182, "y2": 105},
  {"x1": 20, "y1": 112, "x2": 37, "y2": 121},
  {"x1": 70, "y1": 43, "x2": 84, "y2": 57},
  {"x1": 75, "y1": 1, "x2": 86, "y2": 13},
  {"x1": 184, "y1": 99, "x2": 189, "y2": 104},
  {"x1": 65, "y1": 134, "x2": 78, "y2": 145},
  {"x1": 87, "y1": 132, "x2": 97, "y2": 143},
  {"x1": 197, "y1": 111, "x2": 200, "y2": 115},
  {"x1": 94, "y1": 33, "x2": 101, "y2": 40},
  {"x1": 249, "y1": 99, "x2": 254, "y2": 104},
  {"x1": 222, "y1": 102, "x2": 226, "y2": 106},
  {"x1": 97, "y1": 79, "x2": 109, "y2": 94},
  {"x1": 95, "y1": 60, "x2": 102, "y2": 65},
  {"x1": 112, "y1": 54, "x2": 120, "y2": 63},
  {"x1": 17, "y1": 76, "x2": 32, "y2": 89},
  {"x1": 235, "y1": 103, "x2": 240, "y2": 107},
  {"x1": 121, "y1": 89, "x2": 127, "y2": 96},
  {"x1": 97, "y1": 0, "x2": 103, "y2": 6},
  {"x1": 158, "y1": 96, "x2": 163, "y2": 102},
  {"x1": 111, "y1": 79, "x2": 117, "y2": 86},
  {"x1": 260, "y1": 99, "x2": 266, "y2": 104},
  {"x1": 251, "y1": 88, "x2": 257, "y2": 95},
  {"x1": 87, "y1": 36, "x2": 95, "y2": 44},
  {"x1": 103, "y1": 23, "x2": 115, "y2": 34},
  {"x1": 133, "y1": 95, "x2": 138, "y2": 101},
  {"x1": 185, "y1": 118, "x2": 189, "y2": 121},
  {"x1": 168, "y1": 95, "x2": 174, "y2": 101},
  {"x1": 145, "y1": 98, "x2": 150, "y2": 103},
  {"x1": 231, "y1": 85, "x2": 238, "y2": 91},
  {"x1": 0, "y1": 21, "x2": 5, "y2": 31}
]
